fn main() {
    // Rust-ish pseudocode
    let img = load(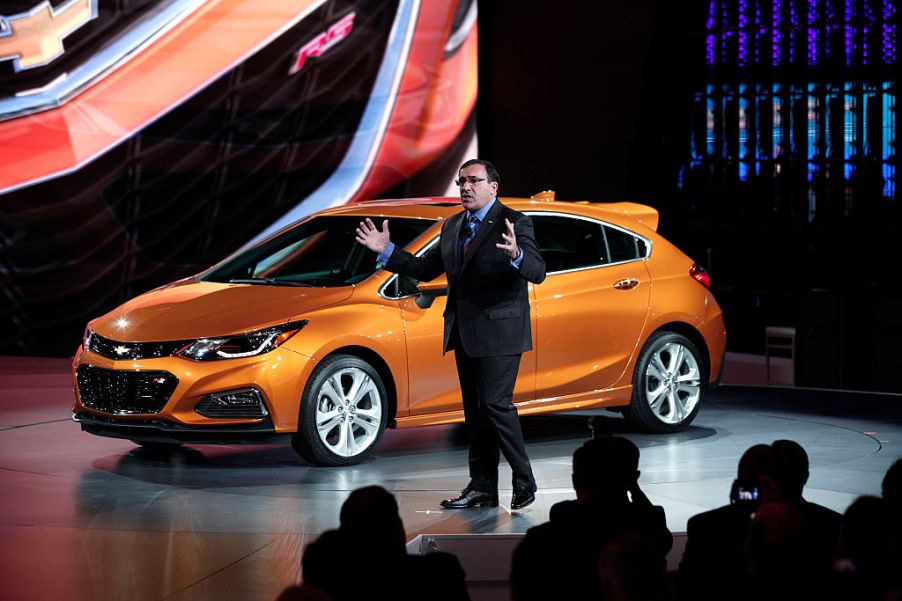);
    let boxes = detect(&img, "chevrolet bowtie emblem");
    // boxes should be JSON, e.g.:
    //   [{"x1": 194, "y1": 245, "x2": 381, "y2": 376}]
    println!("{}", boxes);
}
[
  {"x1": 113, "y1": 345, "x2": 130, "y2": 356},
  {"x1": 0, "y1": 0, "x2": 98, "y2": 72}
]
